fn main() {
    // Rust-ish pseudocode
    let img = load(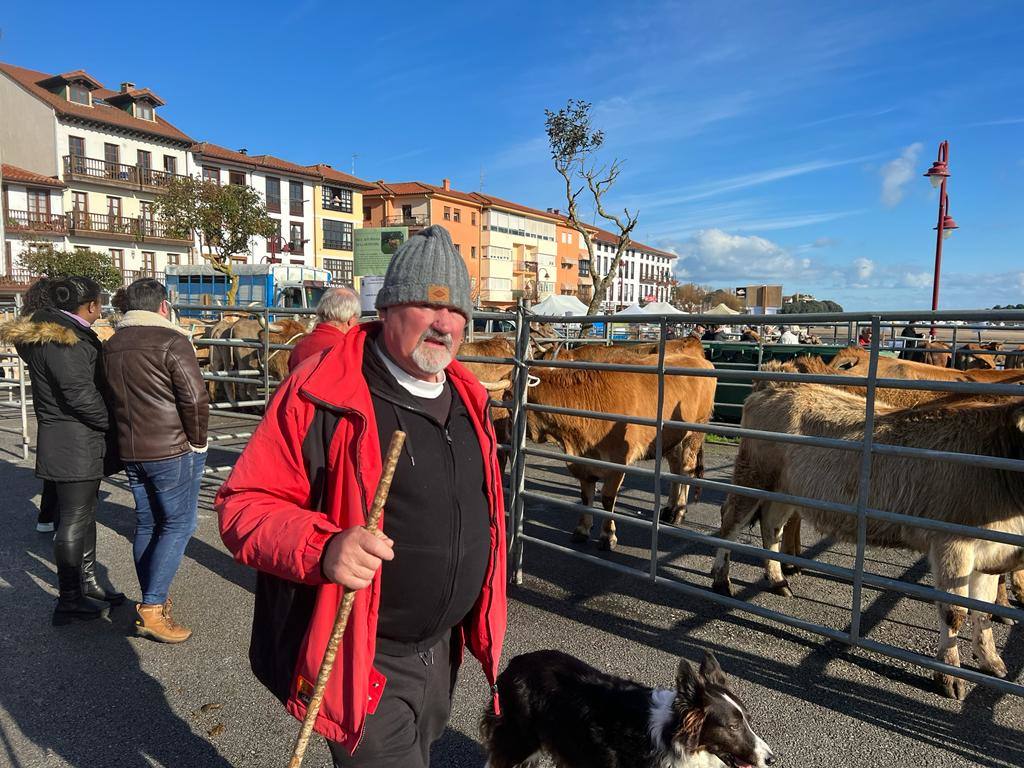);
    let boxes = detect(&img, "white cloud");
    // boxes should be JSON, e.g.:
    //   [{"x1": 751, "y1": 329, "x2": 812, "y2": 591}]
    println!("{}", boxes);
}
[
  {"x1": 853, "y1": 257, "x2": 875, "y2": 281},
  {"x1": 901, "y1": 271, "x2": 932, "y2": 289},
  {"x1": 670, "y1": 229, "x2": 816, "y2": 284},
  {"x1": 879, "y1": 142, "x2": 923, "y2": 207}
]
